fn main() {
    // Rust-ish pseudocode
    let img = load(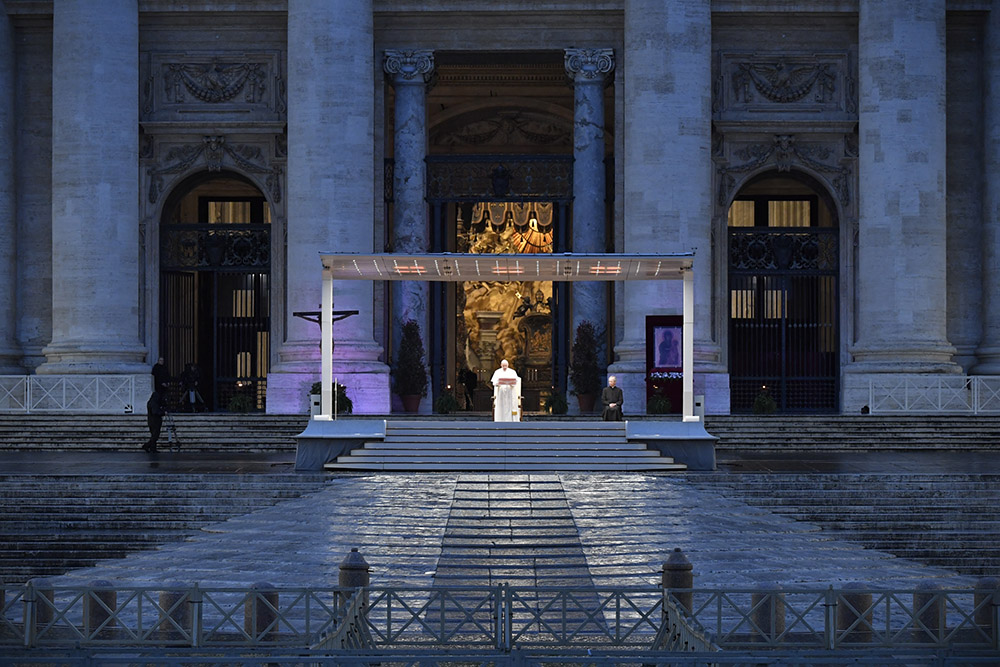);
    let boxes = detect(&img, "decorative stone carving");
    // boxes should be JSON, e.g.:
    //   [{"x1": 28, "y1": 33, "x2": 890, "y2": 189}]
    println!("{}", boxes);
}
[
  {"x1": 432, "y1": 111, "x2": 571, "y2": 148},
  {"x1": 716, "y1": 134, "x2": 853, "y2": 207},
  {"x1": 716, "y1": 52, "x2": 854, "y2": 116},
  {"x1": 564, "y1": 48, "x2": 614, "y2": 82},
  {"x1": 426, "y1": 156, "x2": 573, "y2": 201},
  {"x1": 140, "y1": 51, "x2": 286, "y2": 121},
  {"x1": 145, "y1": 136, "x2": 282, "y2": 204},
  {"x1": 383, "y1": 50, "x2": 434, "y2": 83}
]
